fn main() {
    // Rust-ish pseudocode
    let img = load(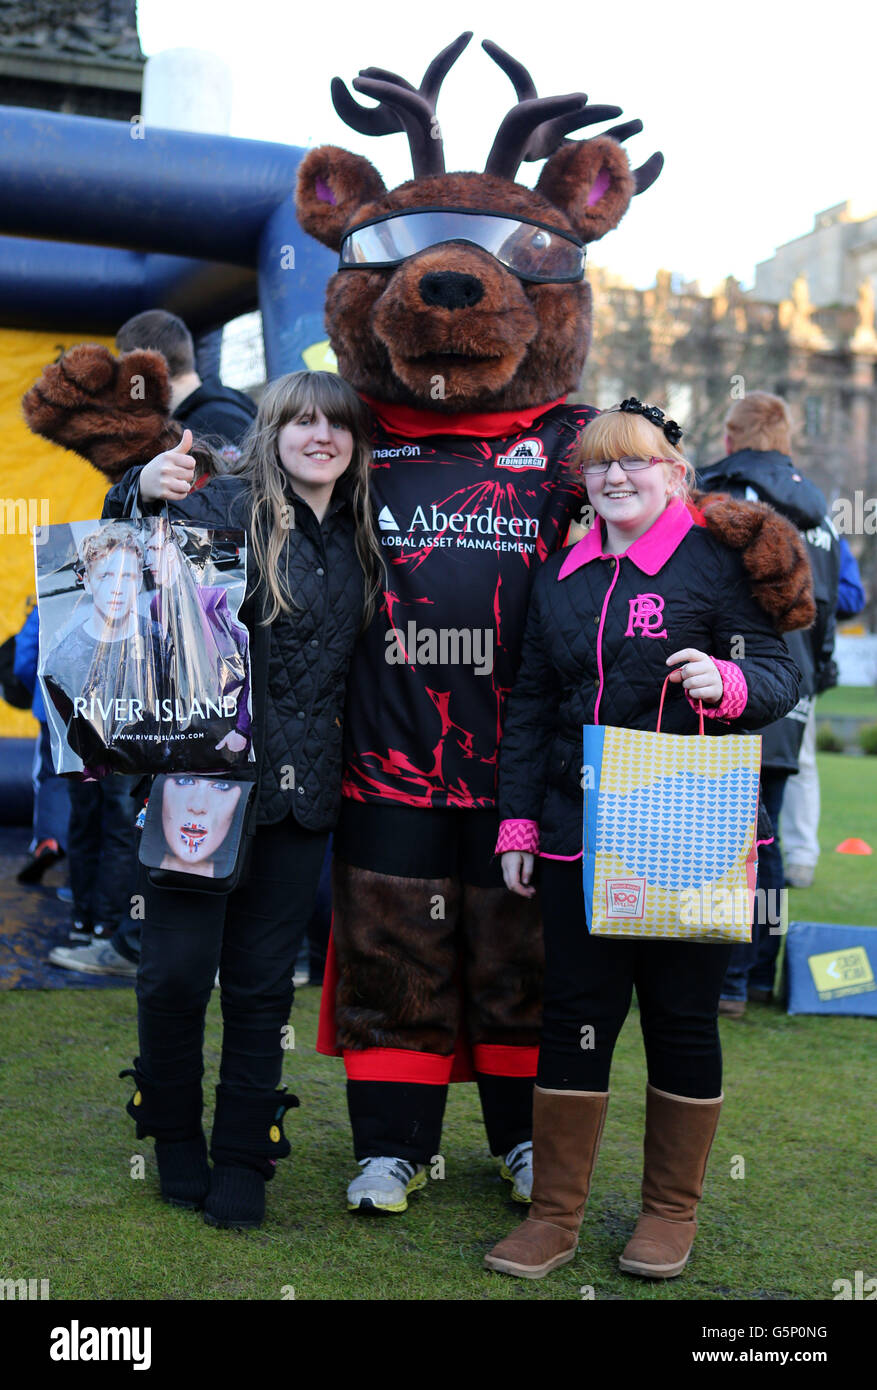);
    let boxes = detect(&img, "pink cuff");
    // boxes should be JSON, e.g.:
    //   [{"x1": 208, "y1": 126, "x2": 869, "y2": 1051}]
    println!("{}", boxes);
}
[
  {"x1": 687, "y1": 659, "x2": 748, "y2": 721},
  {"x1": 495, "y1": 819, "x2": 540, "y2": 854}
]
